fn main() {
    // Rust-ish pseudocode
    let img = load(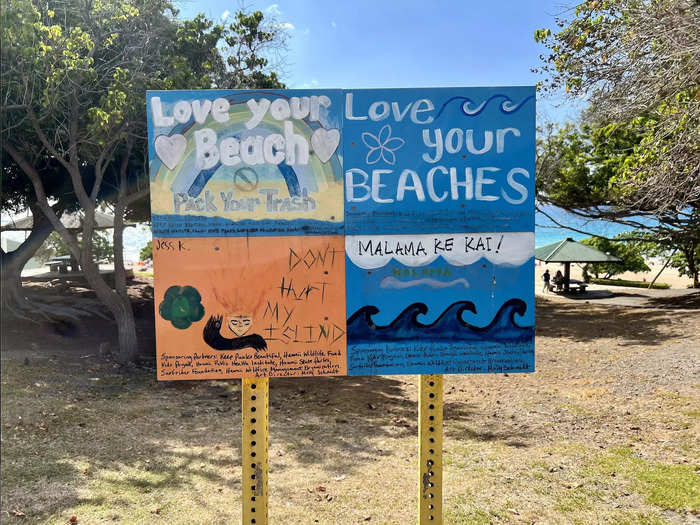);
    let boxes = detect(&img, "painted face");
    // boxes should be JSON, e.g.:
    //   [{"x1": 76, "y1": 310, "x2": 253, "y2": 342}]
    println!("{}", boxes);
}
[{"x1": 226, "y1": 313, "x2": 252, "y2": 337}]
